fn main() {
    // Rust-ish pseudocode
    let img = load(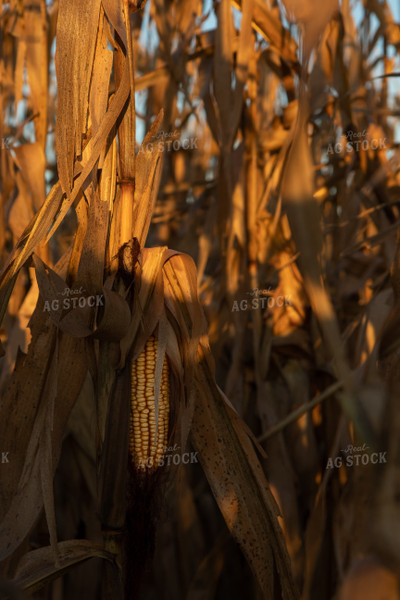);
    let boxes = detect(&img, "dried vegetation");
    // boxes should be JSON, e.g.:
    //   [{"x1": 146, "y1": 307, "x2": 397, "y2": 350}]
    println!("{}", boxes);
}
[{"x1": 0, "y1": 0, "x2": 400, "y2": 598}]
